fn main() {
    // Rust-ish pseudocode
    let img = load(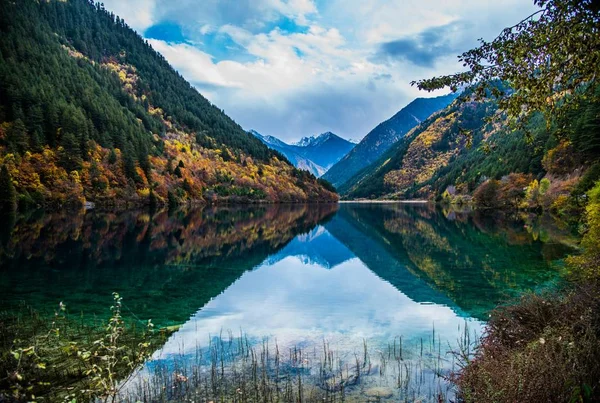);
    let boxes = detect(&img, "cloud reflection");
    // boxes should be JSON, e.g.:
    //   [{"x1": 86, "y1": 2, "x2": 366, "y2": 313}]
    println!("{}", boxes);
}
[{"x1": 152, "y1": 226, "x2": 483, "y2": 362}]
